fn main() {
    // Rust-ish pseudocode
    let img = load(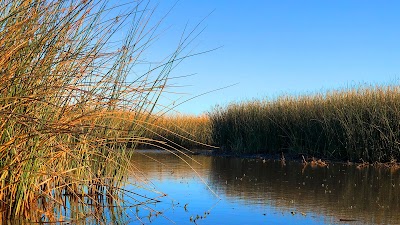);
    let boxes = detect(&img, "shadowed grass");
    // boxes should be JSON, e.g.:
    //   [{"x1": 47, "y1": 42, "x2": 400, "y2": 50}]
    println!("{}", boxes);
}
[{"x1": 209, "y1": 85, "x2": 400, "y2": 162}]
